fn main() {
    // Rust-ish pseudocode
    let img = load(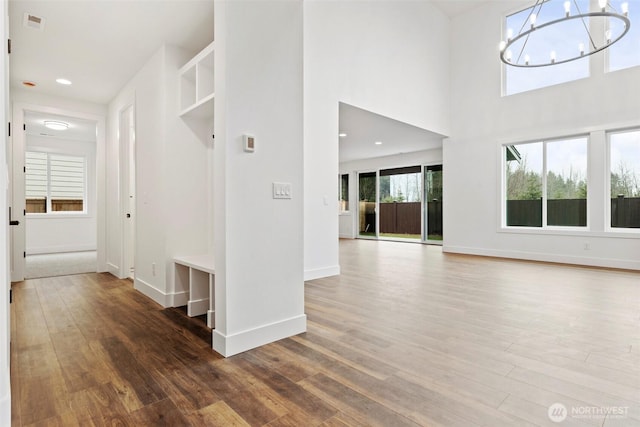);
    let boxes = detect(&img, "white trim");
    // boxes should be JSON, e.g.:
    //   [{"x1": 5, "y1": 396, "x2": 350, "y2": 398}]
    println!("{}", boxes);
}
[
  {"x1": 0, "y1": 375, "x2": 9, "y2": 427},
  {"x1": 171, "y1": 291, "x2": 189, "y2": 308},
  {"x1": 107, "y1": 262, "x2": 120, "y2": 277},
  {"x1": 26, "y1": 244, "x2": 96, "y2": 255},
  {"x1": 443, "y1": 245, "x2": 640, "y2": 271},
  {"x1": 187, "y1": 298, "x2": 209, "y2": 317},
  {"x1": 134, "y1": 278, "x2": 169, "y2": 307},
  {"x1": 304, "y1": 265, "x2": 340, "y2": 281},
  {"x1": 212, "y1": 314, "x2": 307, "y2": 357},
  {"x1": 134, "y1": 277, "x2": 192, "y2": 308}
]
